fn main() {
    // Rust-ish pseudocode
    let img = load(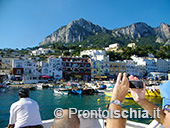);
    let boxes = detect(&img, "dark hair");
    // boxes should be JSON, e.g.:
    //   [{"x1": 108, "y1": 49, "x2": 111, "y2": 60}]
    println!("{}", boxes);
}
[{"x1": 18, "y1": 88, "x2": 29, "y2": 98}]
